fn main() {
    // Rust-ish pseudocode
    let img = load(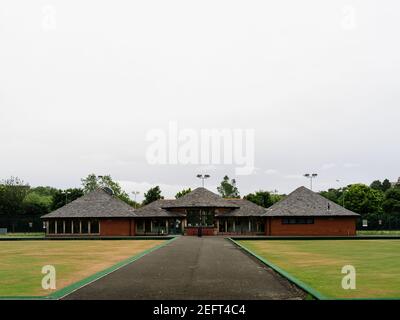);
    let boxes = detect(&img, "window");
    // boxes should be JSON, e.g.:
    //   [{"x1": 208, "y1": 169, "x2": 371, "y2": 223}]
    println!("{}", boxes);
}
[
  {"x1": 90, "y1": 220, "x2": 99, "y2": 234},
  {"x1": 81, "y1": 220, "x2": 89, "y2": 234},
  {"x1": 187, "y1": 209, "x2": 214, "y2": 227},
  {"x1": 65, "y1": 220, "x2": 72, "y2": 234},
  {"x1": 282, "y1": 217, "x2": 314, "y2": 224},
  {"x1": 48, "y1": 221, "x2": 55, "y2": 234},
  {"x1": 56, "y1": 220, "x2": 64, "y2": 234},
  {"x1": 73, "y1": 220, "x2": 80, "y2": 234},
  {"x1": 187, "y1": 209, "x2": 201, "y2": 227},
  {"x1": 136, "y1": 219, "x2": 144, "y2": 233}
]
